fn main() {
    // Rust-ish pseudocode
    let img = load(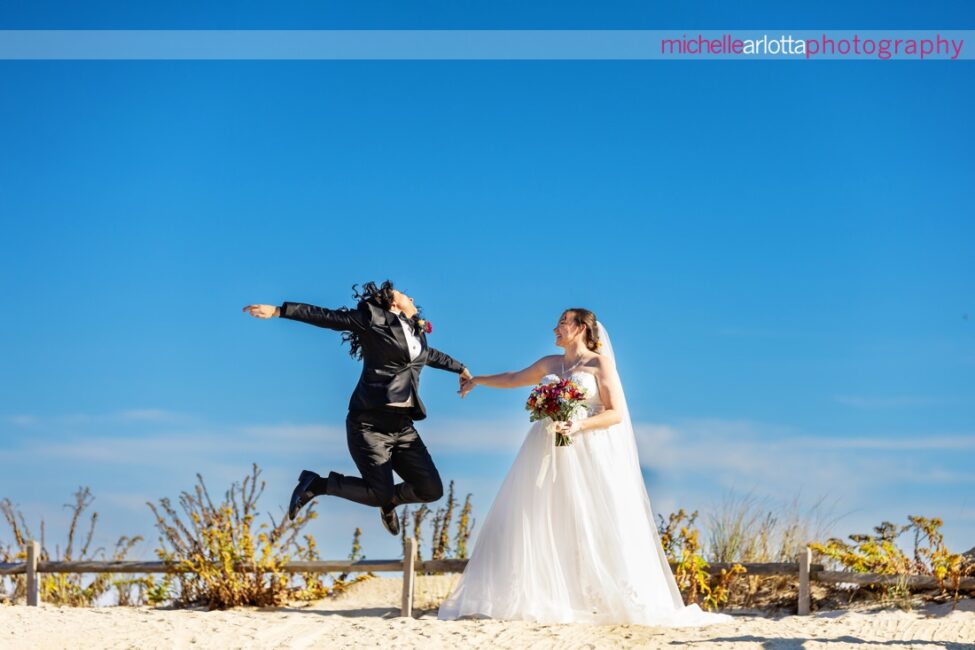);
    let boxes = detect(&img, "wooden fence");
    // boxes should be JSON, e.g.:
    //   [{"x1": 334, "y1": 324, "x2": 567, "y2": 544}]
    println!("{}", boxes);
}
[{"x1": 2, "y1": 541, "x2": 973, "y2": 617}]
